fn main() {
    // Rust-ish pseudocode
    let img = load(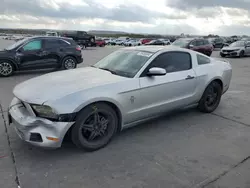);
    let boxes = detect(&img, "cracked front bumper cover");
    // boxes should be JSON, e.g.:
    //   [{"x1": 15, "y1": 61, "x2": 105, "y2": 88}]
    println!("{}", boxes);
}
[{"x1": 8, "y1": 97, "x2": 74, "y2": 148}]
